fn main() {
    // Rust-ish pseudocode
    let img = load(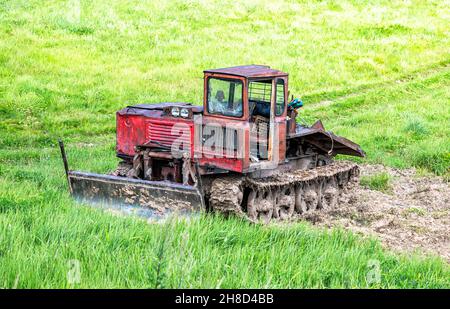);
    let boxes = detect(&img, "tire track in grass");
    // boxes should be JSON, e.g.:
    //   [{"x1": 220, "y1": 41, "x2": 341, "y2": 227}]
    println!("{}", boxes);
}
[{"x1": 303, "y1": 60, "x2": 450, "y2": 110}]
